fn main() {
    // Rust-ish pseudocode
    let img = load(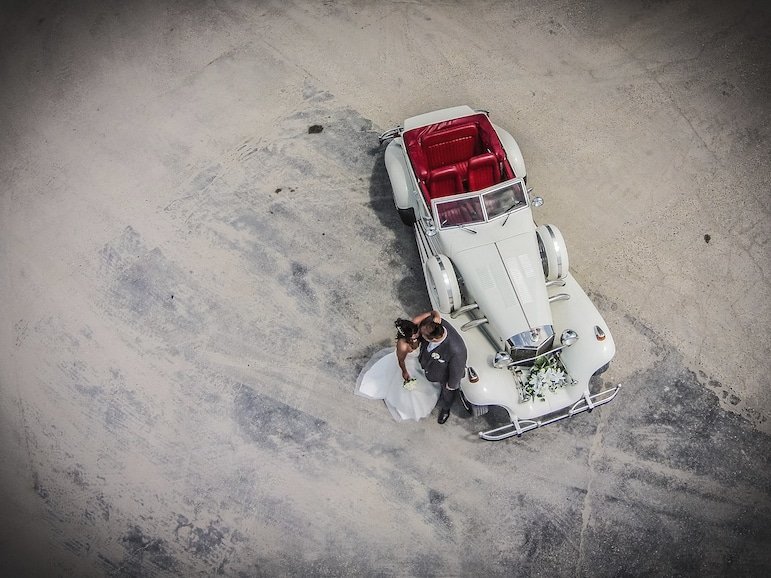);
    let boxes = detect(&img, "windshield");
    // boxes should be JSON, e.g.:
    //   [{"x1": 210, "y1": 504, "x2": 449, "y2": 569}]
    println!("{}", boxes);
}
[
  {"x1": 436, "y1": 196, "x2": 485, "y2": 227},
  {"x1": 483, "y1": 181, "x2": 526, "y2": 219},
  {"x1": 435, "y1": 180, "x2": 527, "y2": 228}
]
